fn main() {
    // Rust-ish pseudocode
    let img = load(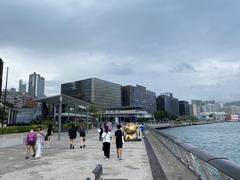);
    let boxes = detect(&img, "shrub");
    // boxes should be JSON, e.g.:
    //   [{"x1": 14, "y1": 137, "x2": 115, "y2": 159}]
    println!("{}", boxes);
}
[{"x1": 0, "y1": 125, "x2": 47, "y2": 135}]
